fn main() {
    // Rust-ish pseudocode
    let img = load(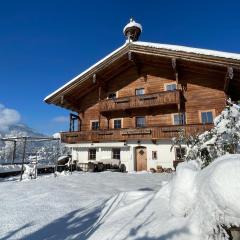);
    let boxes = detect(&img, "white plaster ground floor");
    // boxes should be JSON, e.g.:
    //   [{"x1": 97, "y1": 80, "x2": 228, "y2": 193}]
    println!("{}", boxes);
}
[{"x1": 67, "y1": 140, "x2": 183, "y2": 172}]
